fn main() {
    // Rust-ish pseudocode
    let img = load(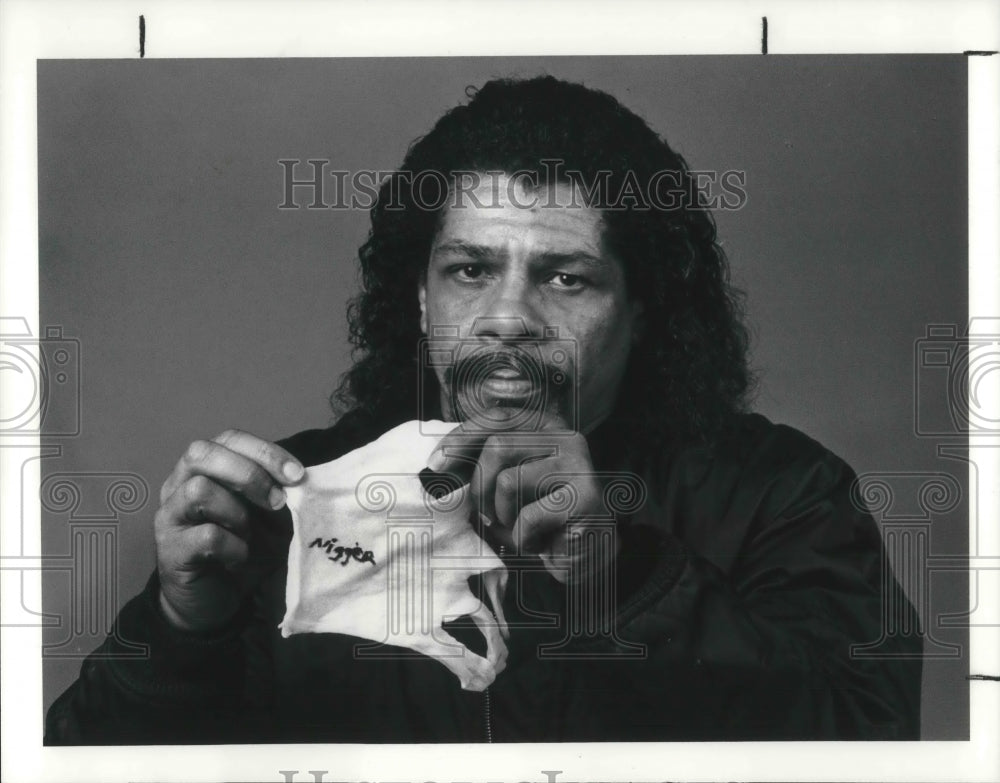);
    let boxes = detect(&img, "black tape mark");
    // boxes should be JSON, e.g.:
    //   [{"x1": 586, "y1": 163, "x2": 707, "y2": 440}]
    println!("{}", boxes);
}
[
  {"x1": 139, "y1": 15, "x2": 145, "y2": 58},
  {"x1": 966, "y1": 674, "x2": 1000, "y2": 681},
  {"x1": 761, "y1": 17, "x2": 768, "y2": 55},
  {"x1": 963, "y1": 50, "x2": 997, "y2": 56}
]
